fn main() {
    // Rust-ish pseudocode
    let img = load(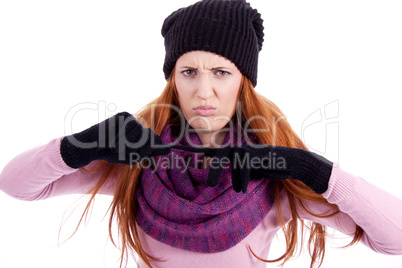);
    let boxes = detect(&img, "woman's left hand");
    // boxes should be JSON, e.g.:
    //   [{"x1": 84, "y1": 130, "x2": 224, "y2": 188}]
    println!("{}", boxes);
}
[{"x1": 172, "y1": 144, "x2": 333, "y2": 194}]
